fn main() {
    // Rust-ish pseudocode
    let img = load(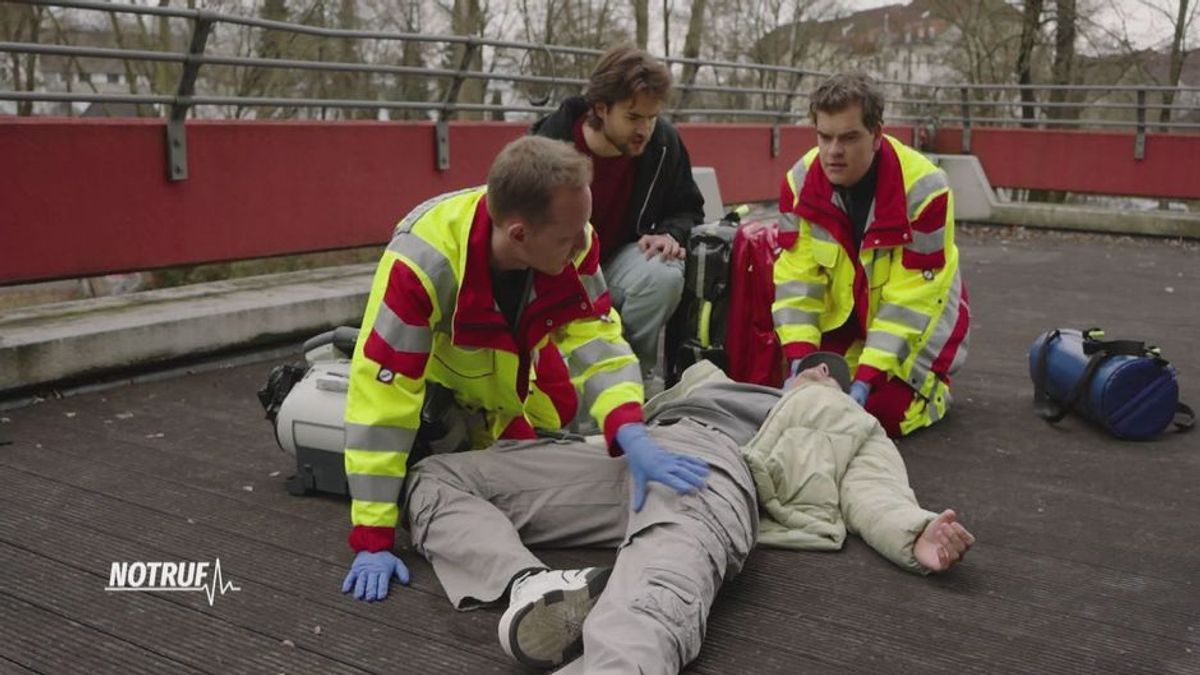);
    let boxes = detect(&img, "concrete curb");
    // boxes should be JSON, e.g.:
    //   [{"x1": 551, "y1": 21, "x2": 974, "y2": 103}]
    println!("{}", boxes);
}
[
  {"x1": 929, "y1": 153, "x2": 1200, "y2": 239},
  {"x1": 989, "y1": 202, "x2": 1200, "y2": 239},
  {"x1": 0, "y1": 263, "x2": 374, "y2": 395}
]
